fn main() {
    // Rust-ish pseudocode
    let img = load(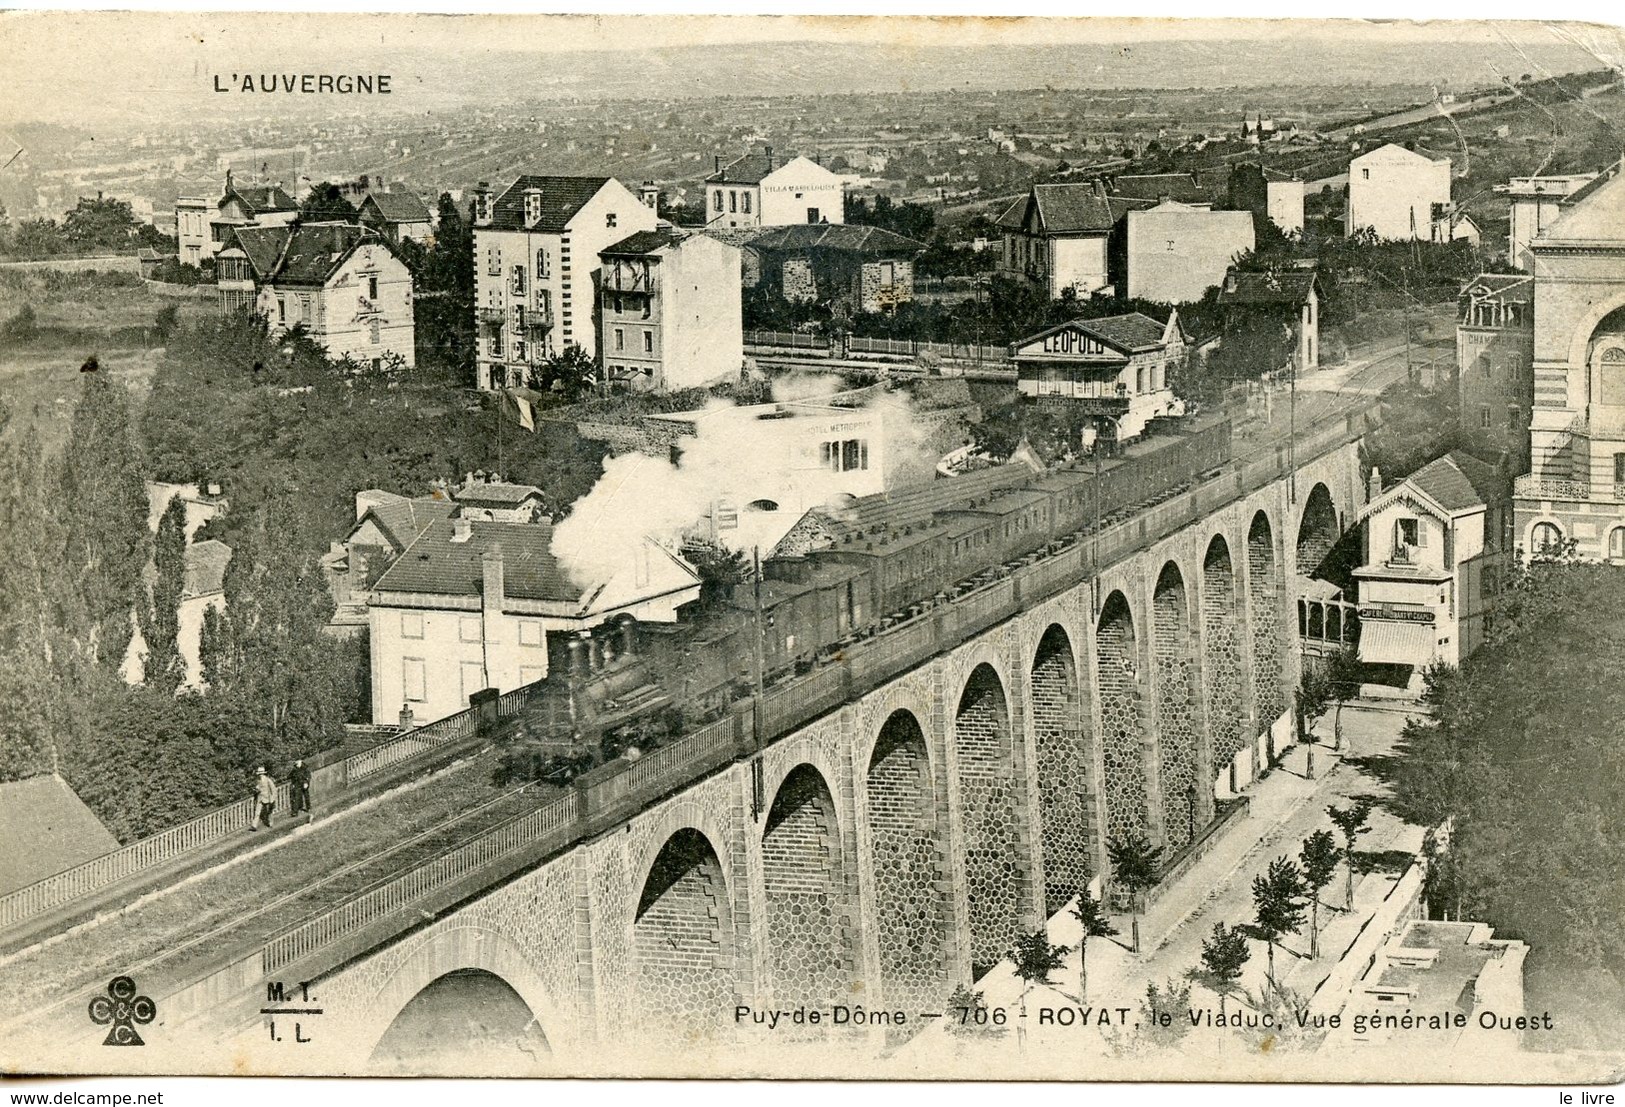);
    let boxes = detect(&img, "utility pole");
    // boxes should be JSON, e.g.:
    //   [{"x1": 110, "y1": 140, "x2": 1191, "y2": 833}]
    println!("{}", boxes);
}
[{"x1": 1286, "y1": 325, "x2": 1298, "y2": 505}]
